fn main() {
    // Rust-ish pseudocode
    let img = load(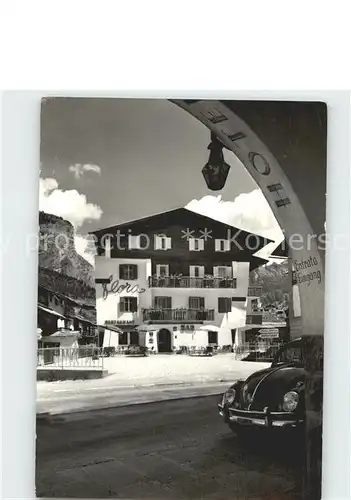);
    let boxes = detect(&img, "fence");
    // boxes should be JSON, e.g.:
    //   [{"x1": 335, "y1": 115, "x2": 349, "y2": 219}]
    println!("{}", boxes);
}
[
  {"x1": 142, "y1": 308, "x2": 215, "y2": 322},
  {"x1": 148, "y1": 276, "x2": 237, "y2": 289},
  {"x1": 37, "y1": 347, "x2": 104, "y2": 369},
  {"x1": 233, "y1": 341, "x2": 283, "y2": 361}
]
